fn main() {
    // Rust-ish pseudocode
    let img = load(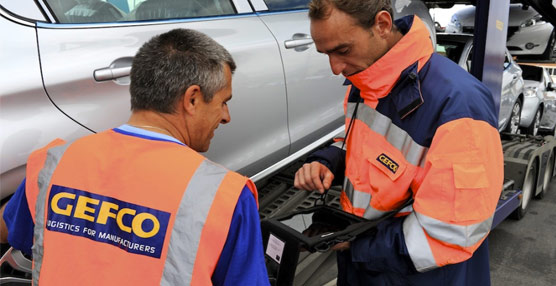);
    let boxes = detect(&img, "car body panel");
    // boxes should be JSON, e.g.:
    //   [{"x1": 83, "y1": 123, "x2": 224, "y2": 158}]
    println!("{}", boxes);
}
[
  {"x1": 519, "y1": 80, "x2": 542, "y2": 128},
  {"x1": 500, "y1": 52, "x2": 525, "y2": 131},
  {"x1": 507, "y1": 21, "x2": 554, "y2": 56},
  {"x1": 0, "y1": 14, "x2": 92, "y2": 199},
  {"x1": 256, "y1": 11, "x2": 346, "y2": 154},
  {"x1": 36, "y1": 16, "x2": 292, "y2": 178}
]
